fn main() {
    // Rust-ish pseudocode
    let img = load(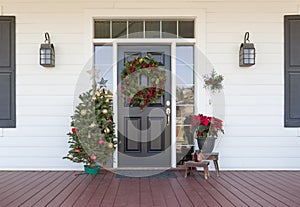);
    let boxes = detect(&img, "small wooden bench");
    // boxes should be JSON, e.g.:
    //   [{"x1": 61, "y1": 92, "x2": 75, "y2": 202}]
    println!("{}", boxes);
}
[
  {"x1": 204, "y1": 152, "x2": 220, "y2": 177},
  {"x1": 184, "y1": 161, "x2": 210, "y2": 179}
]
